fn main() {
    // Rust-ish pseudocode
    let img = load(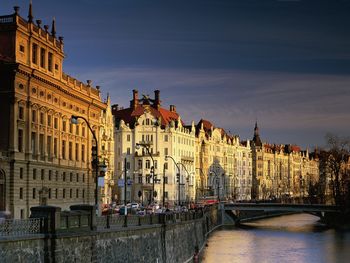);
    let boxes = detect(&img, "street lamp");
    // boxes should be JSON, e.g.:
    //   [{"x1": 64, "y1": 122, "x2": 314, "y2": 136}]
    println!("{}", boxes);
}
[
  {"x1": 177, "y1": 162, "x2": 194, "y2": 204},
  {"x1": 209, "y1": 171, "x2": 220, "y2": 202},
  {"x1": 71, "y1": 115, "x2": 100, "y2": 215},
  {"x1": 165, "y1": 155, "x2": 181, "y2": 206},
  {"x1": 135, "y1": 142, "x2": 156, "y2": 204}
]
